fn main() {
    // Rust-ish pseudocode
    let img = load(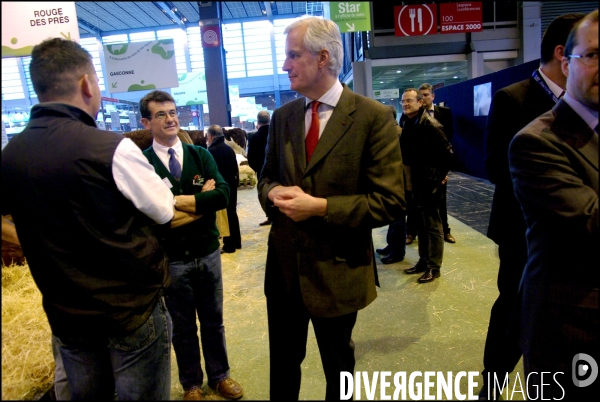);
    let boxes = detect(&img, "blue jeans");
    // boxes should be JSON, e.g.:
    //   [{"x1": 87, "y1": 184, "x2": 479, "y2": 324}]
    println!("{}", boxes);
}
[
  {"x1": 51, "y1": 336, "x2": 70, "y2": 400},
  {"x1": 54, "y1": 297, "x2": 172, "y2": 400},
  {"x1": 416, "y1": 202, "x2": 444, "y2": 270},
  {"x1": 166, "y1": 248, "x2": 230, "y2": 390}
]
